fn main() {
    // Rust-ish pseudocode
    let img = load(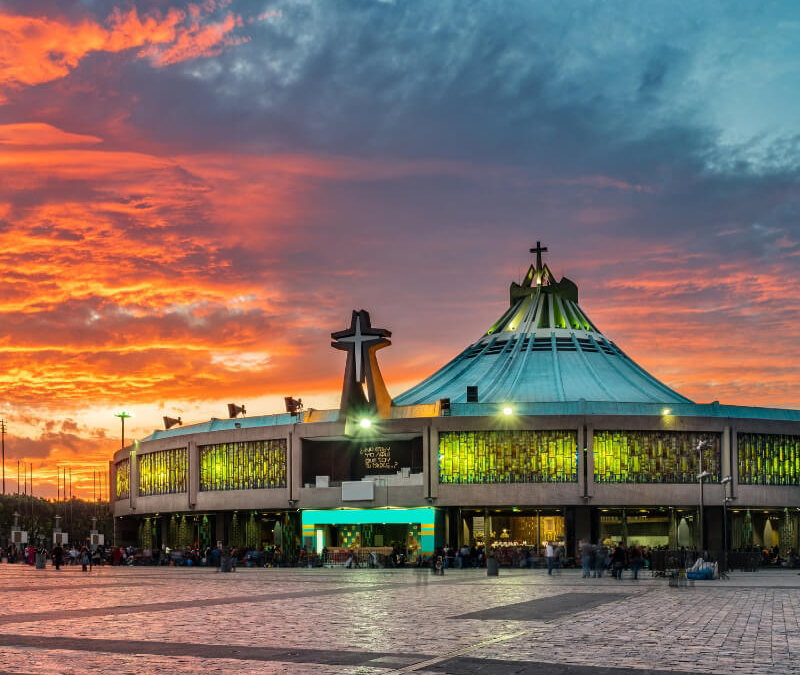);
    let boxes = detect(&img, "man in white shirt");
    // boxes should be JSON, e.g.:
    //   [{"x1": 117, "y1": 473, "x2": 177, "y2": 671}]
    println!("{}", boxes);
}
[{"x1": 545, "y1": 541, "x2": 554, "y2": 575}]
